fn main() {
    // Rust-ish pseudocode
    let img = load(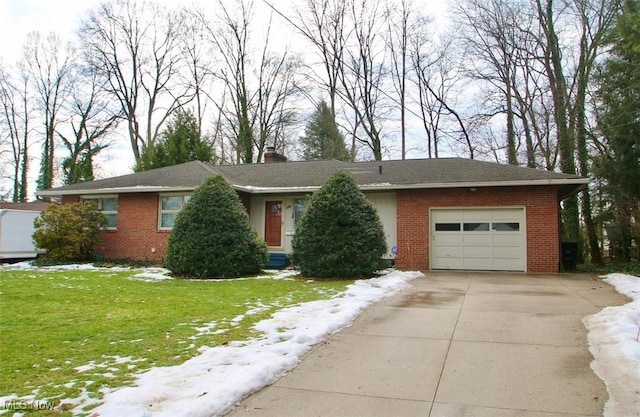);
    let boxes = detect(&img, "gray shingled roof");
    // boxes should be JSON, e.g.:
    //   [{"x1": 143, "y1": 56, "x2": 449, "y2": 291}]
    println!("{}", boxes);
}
[{"x1": 37, "y1": 158, "x2": 588, "y2": 198}]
